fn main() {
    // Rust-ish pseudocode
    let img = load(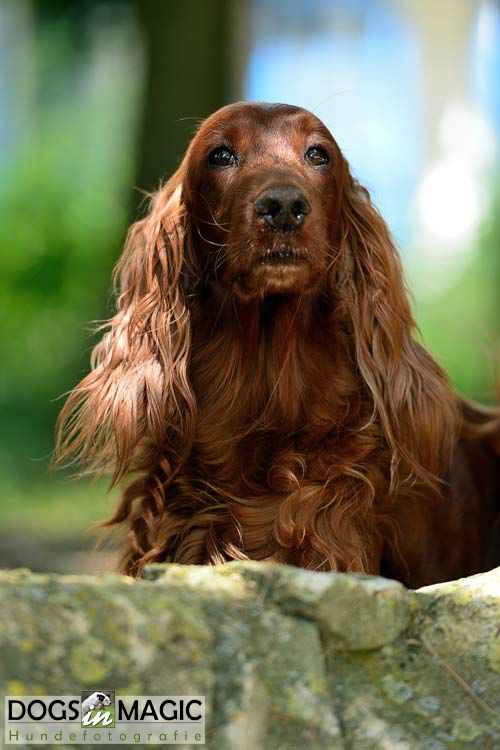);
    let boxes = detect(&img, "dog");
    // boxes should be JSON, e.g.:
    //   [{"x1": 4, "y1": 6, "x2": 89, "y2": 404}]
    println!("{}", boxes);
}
[
  {"x1": 81, "y1": 692, "x2": 111, "y2": 718},
  {"x1": 56, "y1": 102, "x2": 500, "y2": 587}
]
